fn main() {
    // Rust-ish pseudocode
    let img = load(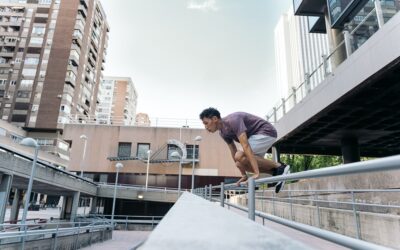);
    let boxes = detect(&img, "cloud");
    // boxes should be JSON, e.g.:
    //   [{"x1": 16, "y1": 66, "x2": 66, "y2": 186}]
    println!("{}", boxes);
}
[{"x1": 187, "y1": 0, "x2": 218, "y2": 12}]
